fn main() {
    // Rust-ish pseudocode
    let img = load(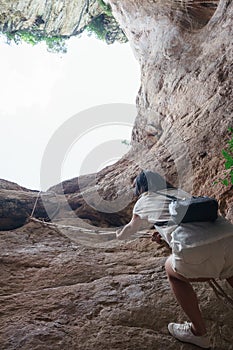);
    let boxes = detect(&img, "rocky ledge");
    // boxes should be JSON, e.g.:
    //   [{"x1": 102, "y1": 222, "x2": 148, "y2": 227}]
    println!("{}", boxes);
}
[{"x1": 1, "y1": 220, "x2": 233, "y2": 350}]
